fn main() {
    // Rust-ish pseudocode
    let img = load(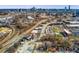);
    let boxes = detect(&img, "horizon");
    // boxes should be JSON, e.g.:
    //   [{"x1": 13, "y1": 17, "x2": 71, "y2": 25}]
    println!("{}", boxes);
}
[{"x1": 0, "y1": 5, "x2": 79, "y2": 9}]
